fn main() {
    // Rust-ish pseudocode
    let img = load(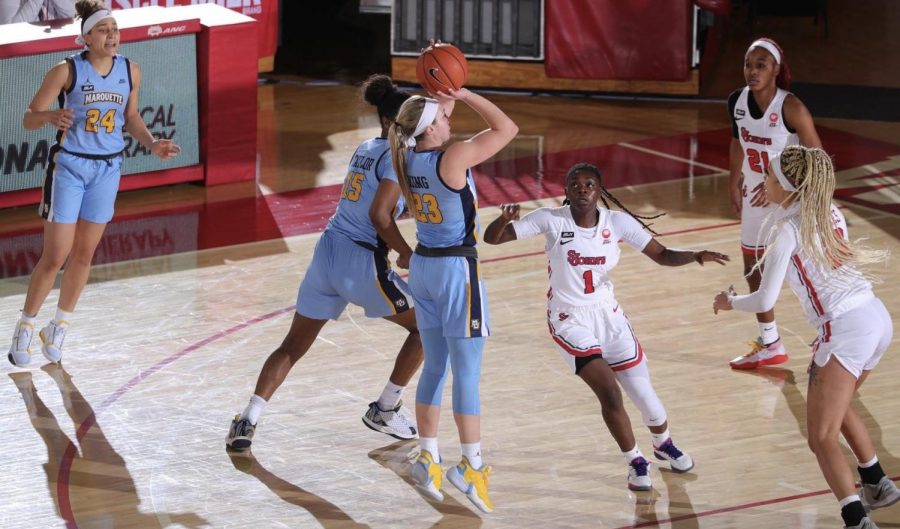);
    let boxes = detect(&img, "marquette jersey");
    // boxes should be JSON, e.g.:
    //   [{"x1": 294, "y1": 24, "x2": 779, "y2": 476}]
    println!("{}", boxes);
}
[
  {"x1": 405, "y1": 150, "x2": 479, "y2": 248},
  {"x1": 512, "y1": 207, "x2": 652, "y2": 309},
  {"x1": 60, "y1": 52, "x2": 131, "y2": 156},
  {"x1": 326, "y1": 137, "x2": 404, "y2": 248},
  {"x1": 731, "y1": 86, "x2": 798, "y2": 193}
]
